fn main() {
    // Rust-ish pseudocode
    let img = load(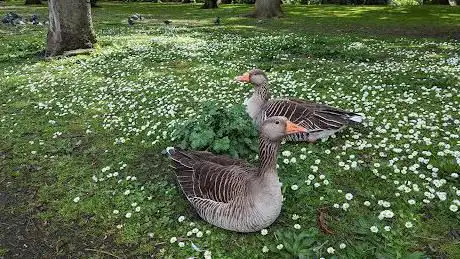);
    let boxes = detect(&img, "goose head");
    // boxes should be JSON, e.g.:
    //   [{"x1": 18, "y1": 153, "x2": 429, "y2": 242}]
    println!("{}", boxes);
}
[
  {"x1": 260, "y1": 116, "x2": 307, "y2": 142},
  {"x1": 235, "y1": 69, "x2": 268, "y2": 88}
]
